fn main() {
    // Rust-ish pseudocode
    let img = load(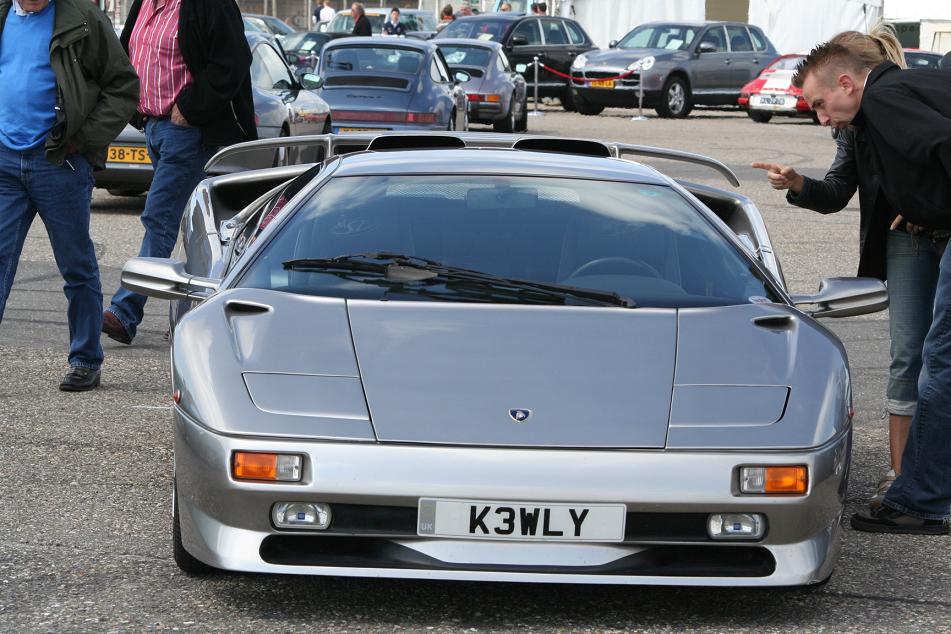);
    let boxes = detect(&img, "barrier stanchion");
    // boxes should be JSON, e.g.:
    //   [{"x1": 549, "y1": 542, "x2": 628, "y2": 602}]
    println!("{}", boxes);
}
[
  {"x1": 528, "y1": 56, "x2": 544, "y2": 117},
  {"x1": 629, "y1": 60, "x2": 647, "y2": 122}
]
